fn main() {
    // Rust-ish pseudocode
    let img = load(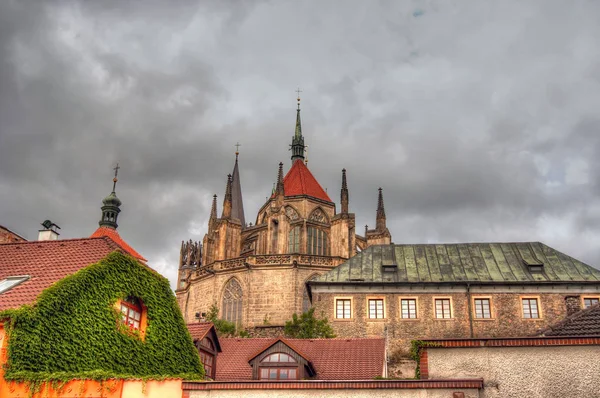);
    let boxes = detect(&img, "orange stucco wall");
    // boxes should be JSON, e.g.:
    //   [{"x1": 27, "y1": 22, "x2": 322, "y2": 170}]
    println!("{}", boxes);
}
[{"x1": 0, "y1": 323, "x2": 183, "y2": 398}]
